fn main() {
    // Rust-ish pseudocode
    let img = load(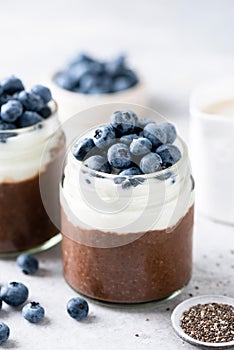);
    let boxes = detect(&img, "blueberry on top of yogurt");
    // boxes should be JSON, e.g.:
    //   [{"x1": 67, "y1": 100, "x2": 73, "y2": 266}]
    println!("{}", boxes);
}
[
  {"x1": 54, "y1": 53, "x2": 139, "y2": 94},
  {"x1": 0, "y1": 76, "x2": 53, "y2": 138},
  {"x1": 72, "y1": 110, "x2": 181, "y2": 189}
]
